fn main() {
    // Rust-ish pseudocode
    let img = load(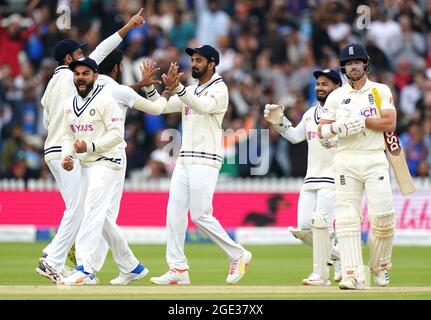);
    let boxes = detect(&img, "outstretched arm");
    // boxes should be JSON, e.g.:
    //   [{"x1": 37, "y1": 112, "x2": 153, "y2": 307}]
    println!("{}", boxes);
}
[{"x1": 89, "y1": 8, "x2": 145, "y2": 64}]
